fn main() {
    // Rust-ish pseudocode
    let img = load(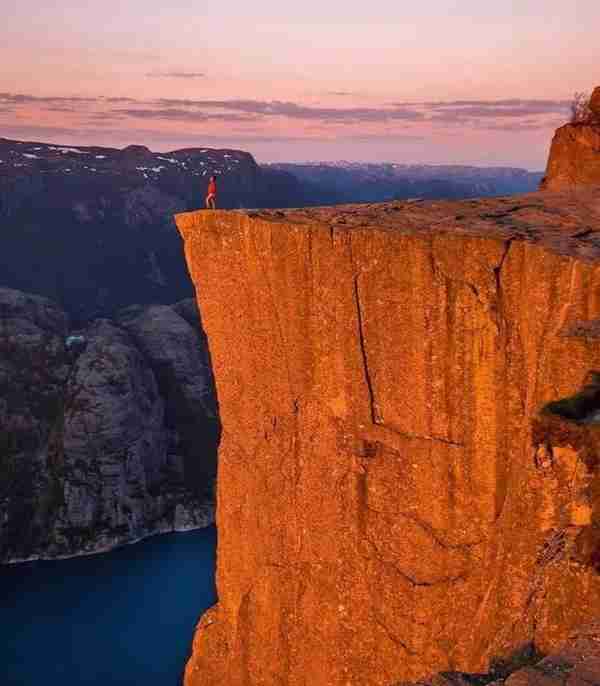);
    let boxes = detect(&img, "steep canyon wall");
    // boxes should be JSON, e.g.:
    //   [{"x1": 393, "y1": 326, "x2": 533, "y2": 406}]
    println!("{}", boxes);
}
[{"x1": 176, "y1": 190, "x2": 600, "y2": 685}]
